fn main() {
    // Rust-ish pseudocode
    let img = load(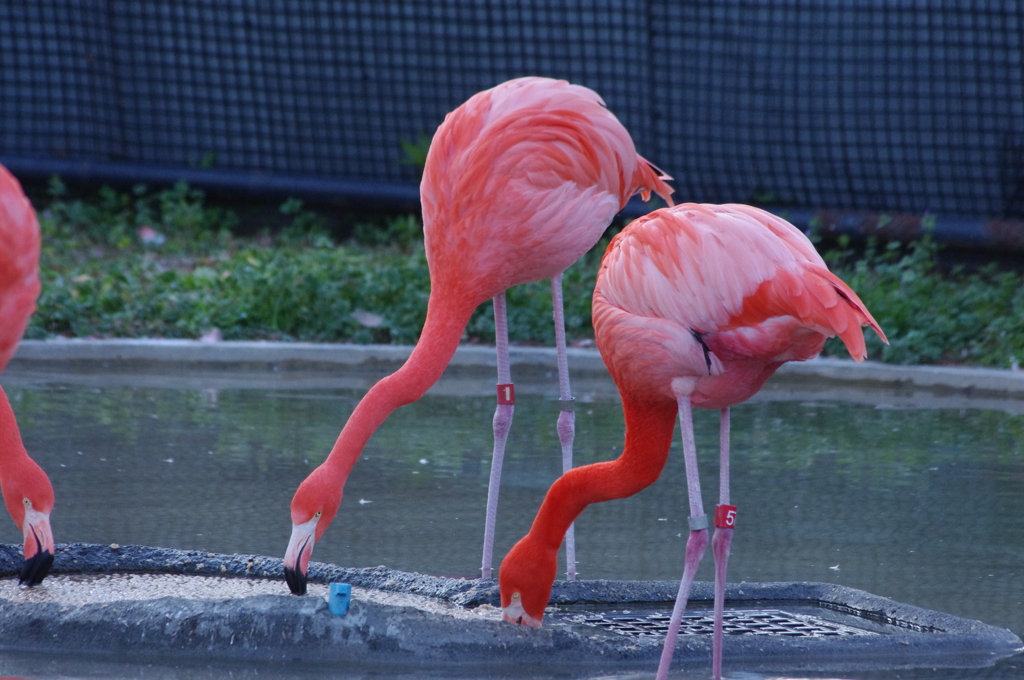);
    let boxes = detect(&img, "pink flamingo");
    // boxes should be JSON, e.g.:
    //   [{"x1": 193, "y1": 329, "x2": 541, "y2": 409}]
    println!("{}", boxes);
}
[
  {"x1": 0, "y1": 163, "x2": 55, "y2": 585},
  {"x1": 283, "y1": 77, "x2": 673, "y2": 594},
  {"x1": 498, "y1": 203, "x2": 886, "y2": 679}
]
